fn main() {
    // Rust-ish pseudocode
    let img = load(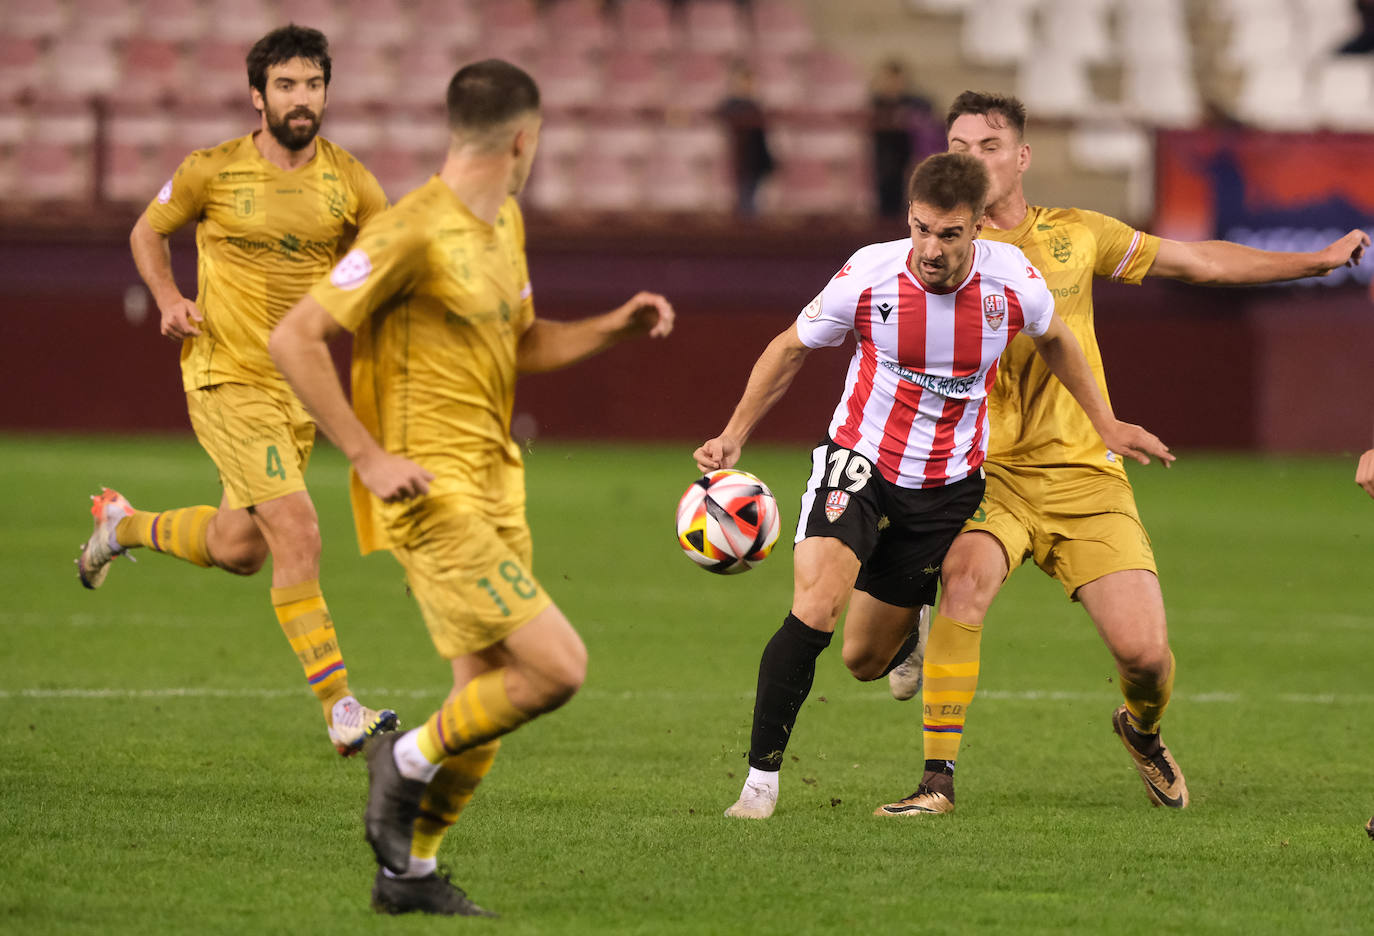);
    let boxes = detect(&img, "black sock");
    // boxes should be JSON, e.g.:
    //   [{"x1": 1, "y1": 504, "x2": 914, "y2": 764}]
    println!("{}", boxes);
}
[
  {"x1": 747, "y1": 612, "x2": 832, "y2": 771},
  {"x1": 879, "y1": 621, "x2": 923, "y2": 677}
]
